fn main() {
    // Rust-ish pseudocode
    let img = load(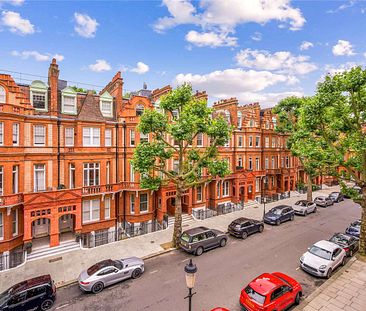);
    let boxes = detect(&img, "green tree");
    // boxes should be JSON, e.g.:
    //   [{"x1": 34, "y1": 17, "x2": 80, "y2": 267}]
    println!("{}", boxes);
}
[
  {"x1": 132, "y1": 84, "x2": 231, "y2": 247},
  {"x1": 301, "y1": 66, "x2": 366, "y2": 256},
  {"x1": 273, "y1": 97, "x2": 335, "y2": 201}
]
